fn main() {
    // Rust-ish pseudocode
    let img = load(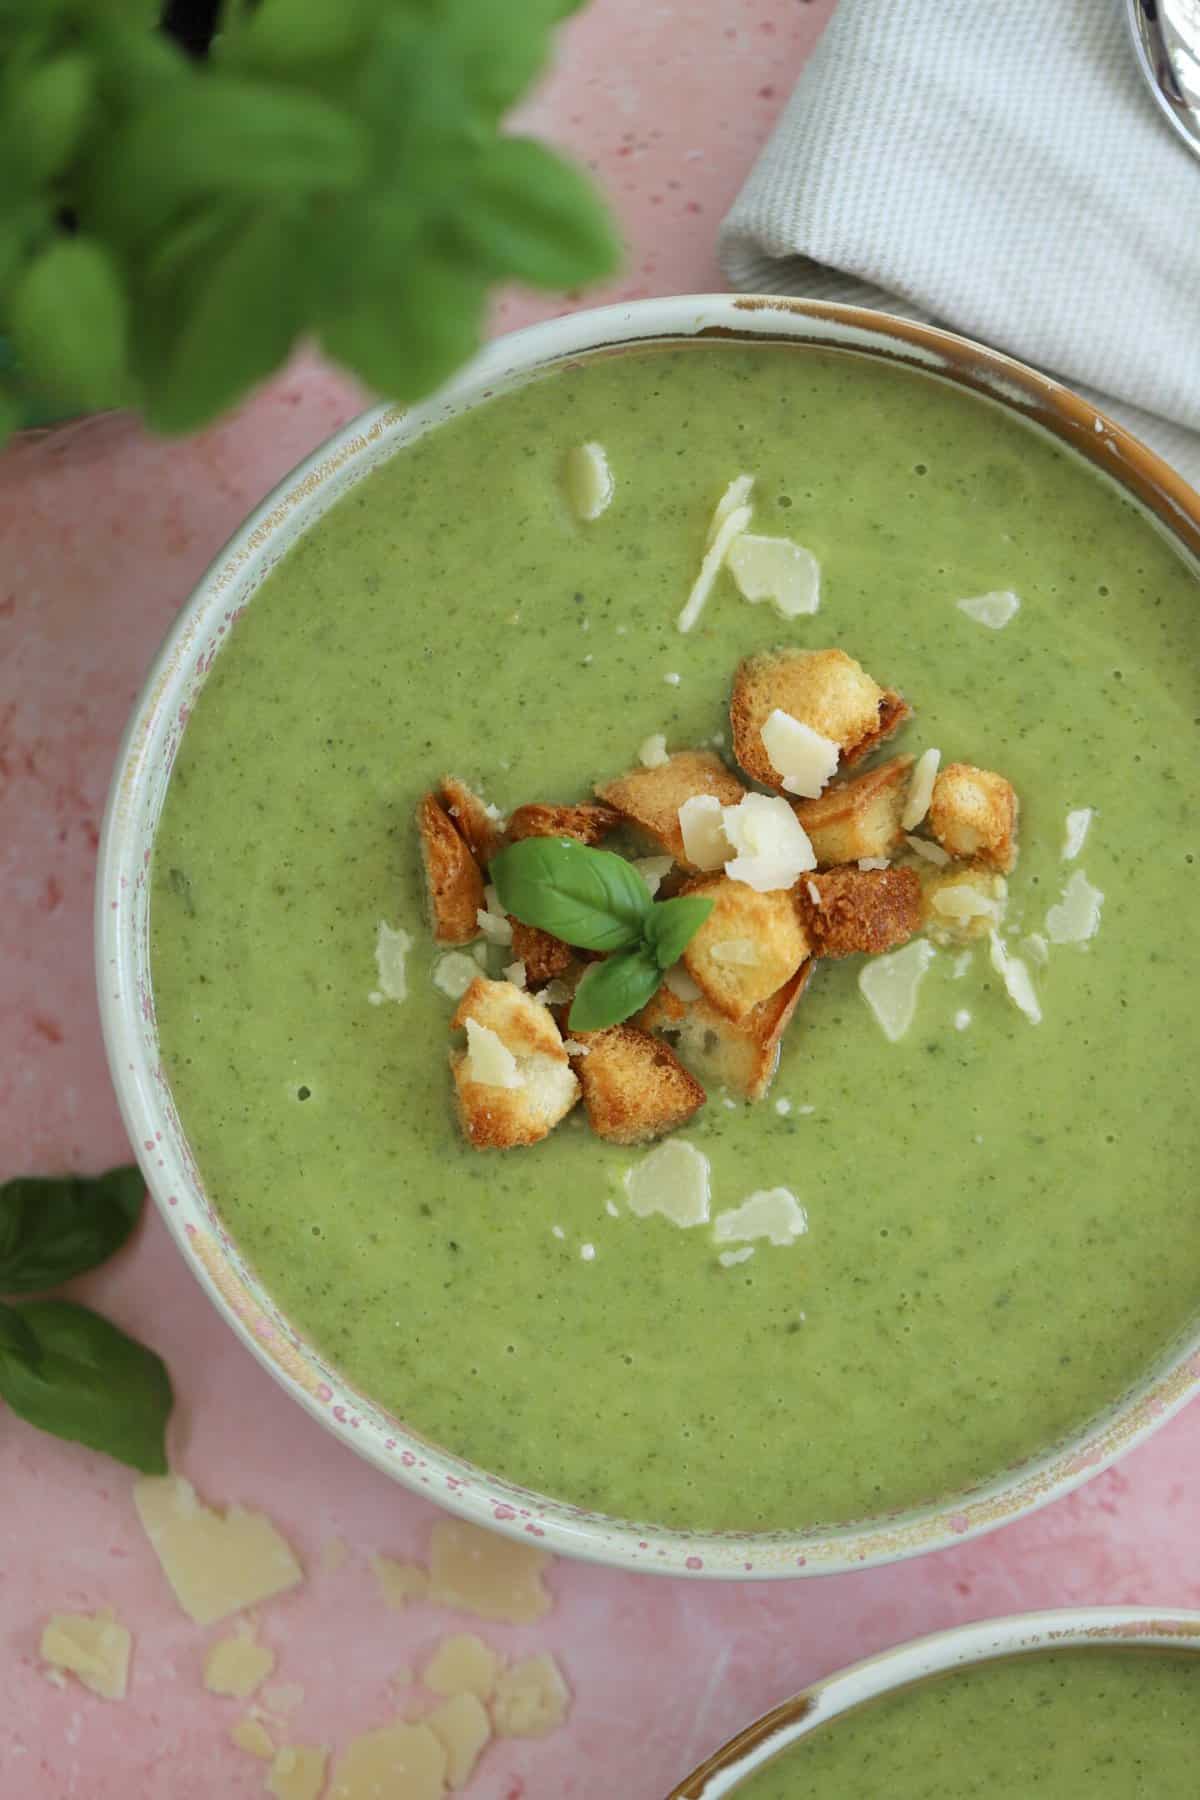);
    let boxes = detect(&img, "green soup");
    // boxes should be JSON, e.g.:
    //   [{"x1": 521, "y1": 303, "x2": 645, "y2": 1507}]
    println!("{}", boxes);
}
[
  {"x1": 734, "y1": 1648, "x2": 1200, "y2": 1797},
  {"x1": 150, "y1": 342, "x2": 1200, "y2": 1531}
]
